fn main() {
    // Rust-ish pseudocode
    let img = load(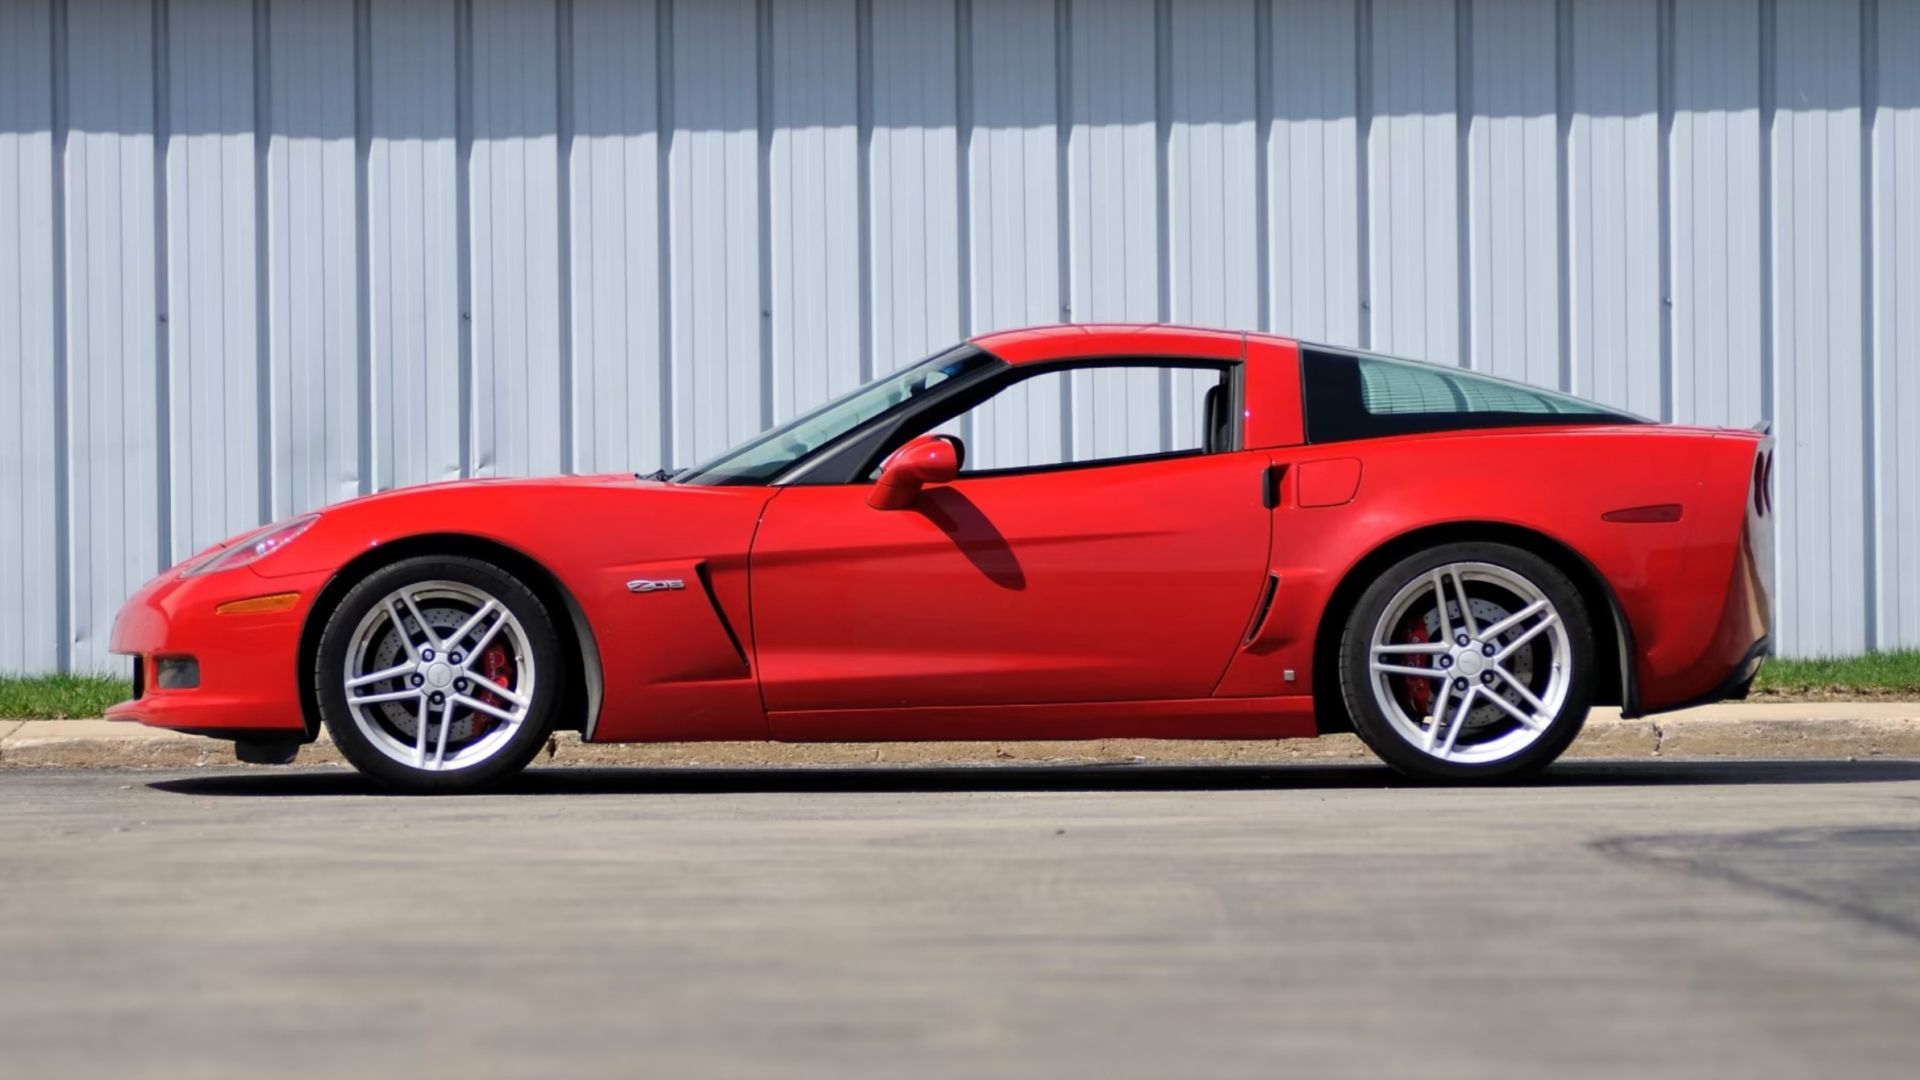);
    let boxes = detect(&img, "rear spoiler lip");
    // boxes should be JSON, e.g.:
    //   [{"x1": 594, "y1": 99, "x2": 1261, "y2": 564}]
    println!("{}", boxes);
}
[{"x1": 1750, "y1": 420, "x2": 1772, "y2": 436}]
